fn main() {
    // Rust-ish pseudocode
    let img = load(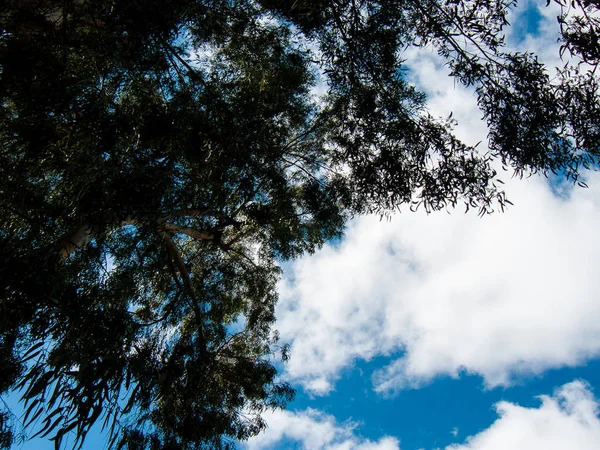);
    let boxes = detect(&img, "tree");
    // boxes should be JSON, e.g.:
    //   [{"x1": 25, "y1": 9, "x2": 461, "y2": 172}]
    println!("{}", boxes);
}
[{"x1": 0, "y1": 0, "x2": 598, "y2": 448}]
